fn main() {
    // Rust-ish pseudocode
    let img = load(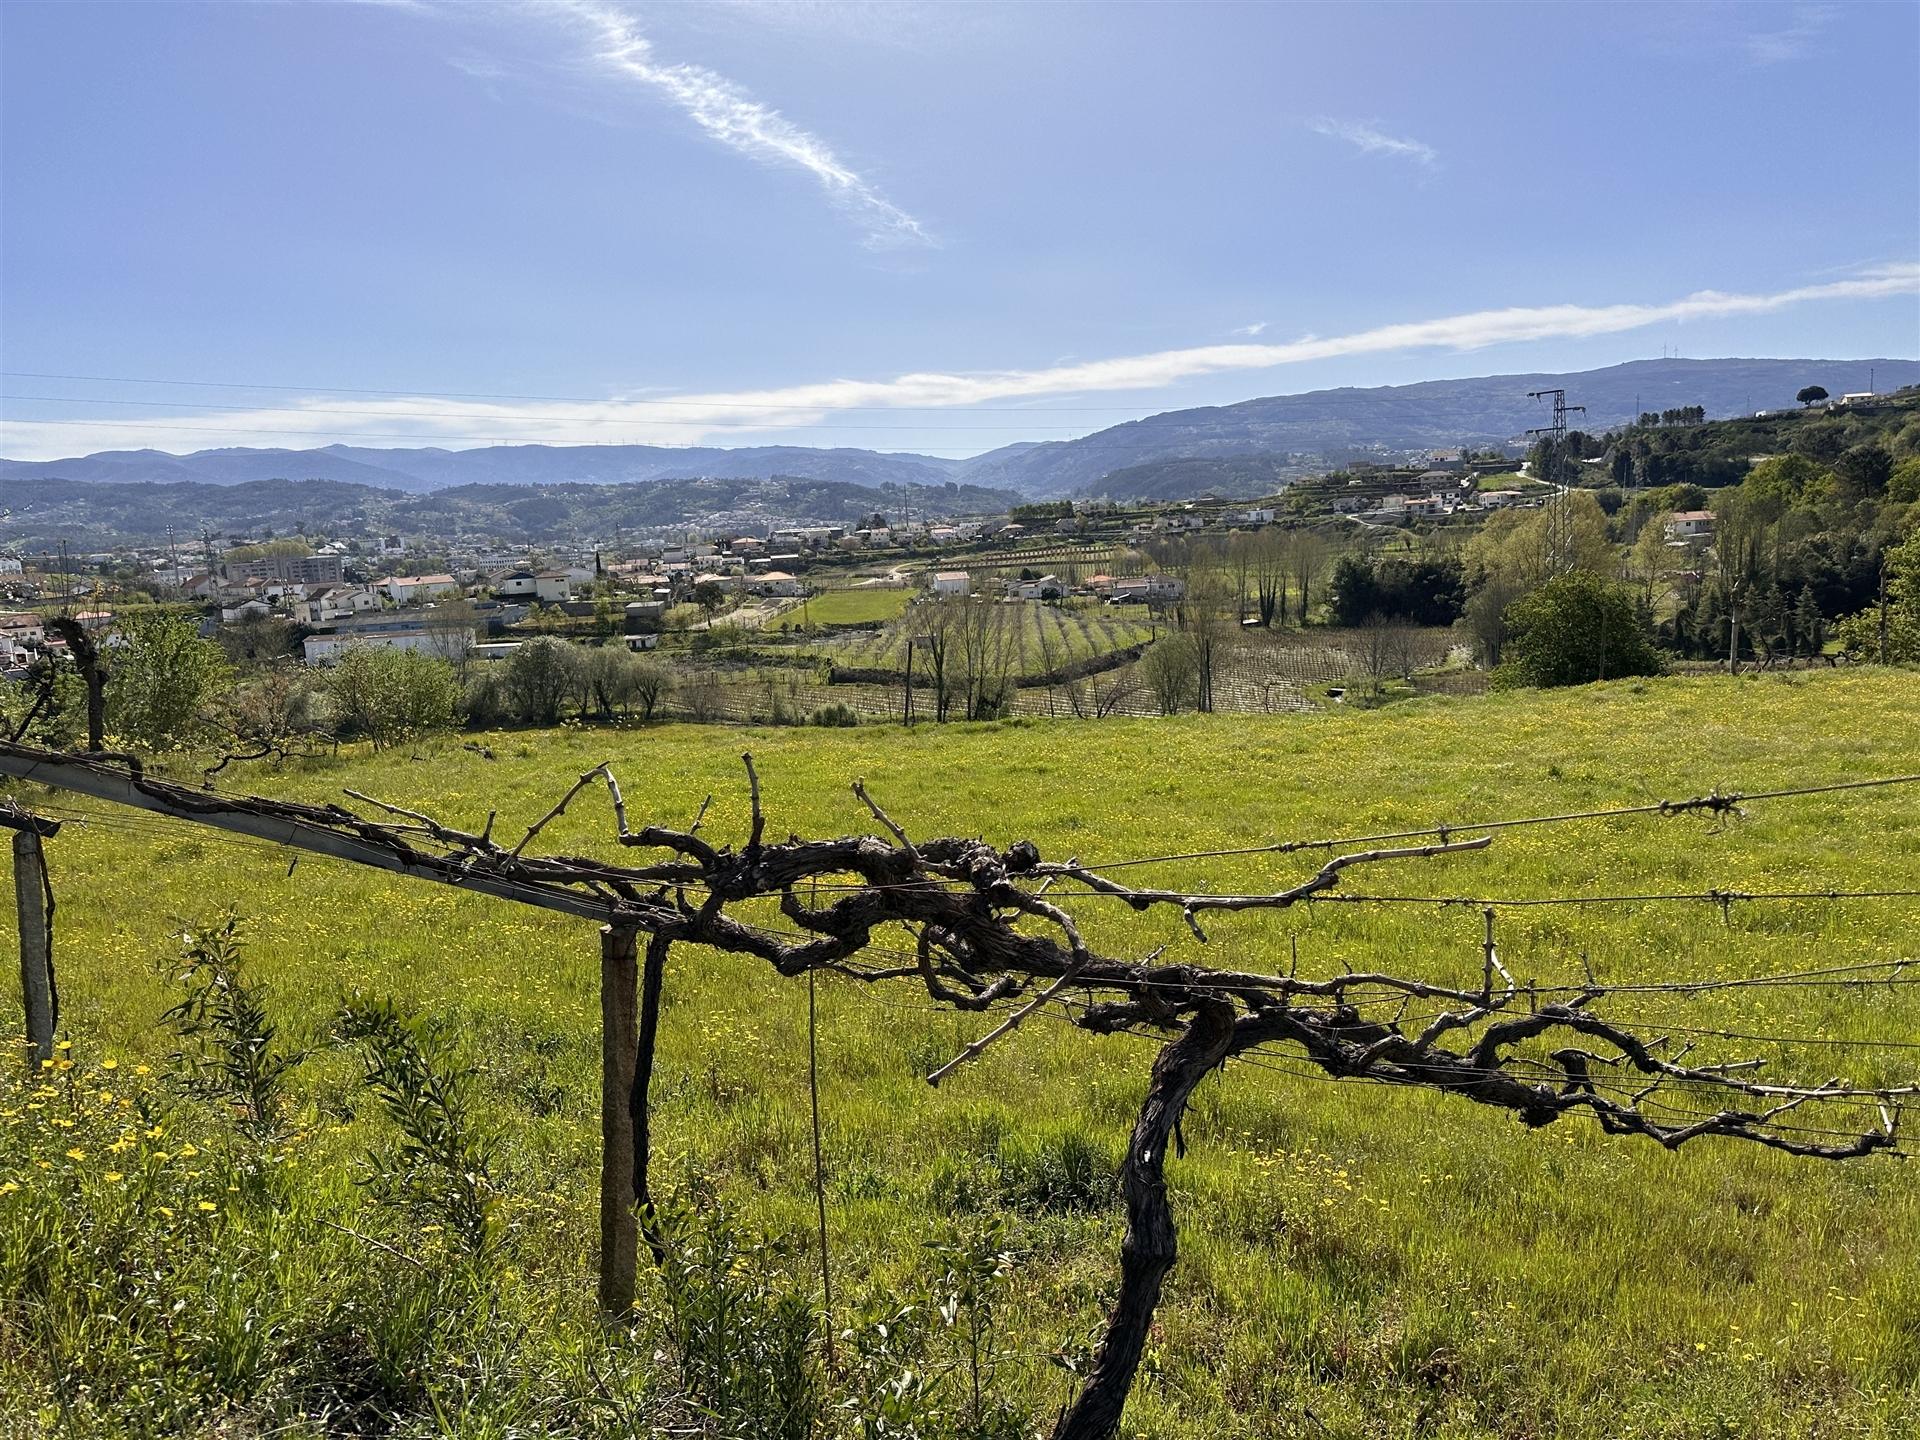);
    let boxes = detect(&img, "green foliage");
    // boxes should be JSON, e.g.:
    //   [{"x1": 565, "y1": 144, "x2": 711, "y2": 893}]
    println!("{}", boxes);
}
[
  {"x1": 107, "y1": 613, "x2": 232, "y2": 750},
  {"x1": 0, "y1": 654, "x2": 88, "y2": 748},
  {"x1": 336, "y1": 996, "x2": 500, "y2": 1265},
  {"x1": 1494, "y1": 573, "x2": 1663, "y2": 688},
  {"x1": 1327, "y1": 553, "x2": 1466, "y2": 627},
  {"x1": 224, "y1": 539, "x2": 313, "y2": 563},
  {"x1": 810, "y1": 701, "x2": 861, "y2": 727},
  {"x1": 928, "y1": 1122, "x2": 1117, "y2": 1216},
  {"x1": 327, "y1": 644, "x2": 460, "y2": 748},
  {"x1": 1835, "y1": 524, "x2": 1920, "y2": 662},
  {"x1": 1891, "y1": 456, "x2": 1920, "y2": 503},
  {"x1": 651, "y1": 1198, "x2": 822, "y2": 1438},
  {"x1": 1742, "y1": 452, "x2": 1831, "y2": 509},
  {"x1": 1009, "y1": 500, "x2": 1074, "y2": 524},
  {"x1": 1797, "y1": 384, "x2": 1829, "y2": 407},
  {"x1": 803, "y1": 586, "x2": 914, "y2": 627},
  {"x1": 503, "y1": 635, "x2": 581, "y2": 723},
  {"x1": 160, "y1": 918, "x2": 301, "y2": 1148}
]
